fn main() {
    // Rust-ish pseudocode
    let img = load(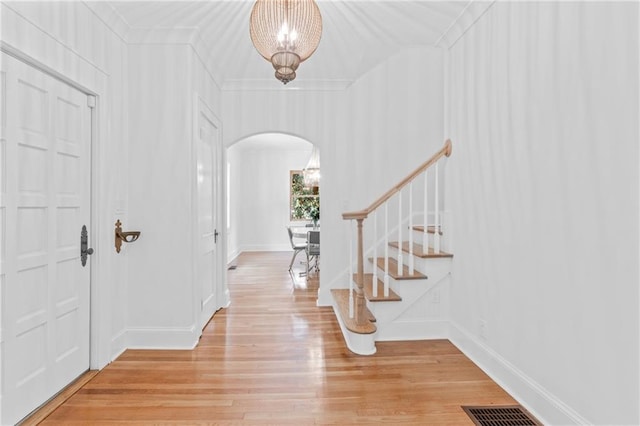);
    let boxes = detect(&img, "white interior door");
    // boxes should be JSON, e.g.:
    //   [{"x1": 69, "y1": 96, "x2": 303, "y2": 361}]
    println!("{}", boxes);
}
[
  {"x1": 197, "y1": 101, "x2": 219, "y2": 329},
  {"x1": 0, "y1": 53, "x2": 92, "y2": 425}
]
